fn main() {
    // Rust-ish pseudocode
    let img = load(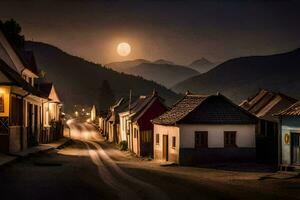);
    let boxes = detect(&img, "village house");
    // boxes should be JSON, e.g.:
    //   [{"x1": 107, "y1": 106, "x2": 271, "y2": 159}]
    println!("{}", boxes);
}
[
  {"x1": 90, "y1": 105, "x2": 96, "y2": 122},
  {"x1": 120, "y1": 91, "x2": 167, "y2": 157},
  {"x1": 152, "y1": 92, "x2": 257, "y2": 165},
  {"x1": 106, "y1": 98, "x2": 129, "y2": 143},
  {"x1": 276, "y1": 102, "x2": 300, "y2": 169},
  {"x1": 240, "y1": 89, "x2": 297, "y2": 164},
  {"x1": 0, "y1": 26, "x2": 63, "y2": 153},
  {"x1": 38, "y1": 83, "x2": 63, "y2": 143}
]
